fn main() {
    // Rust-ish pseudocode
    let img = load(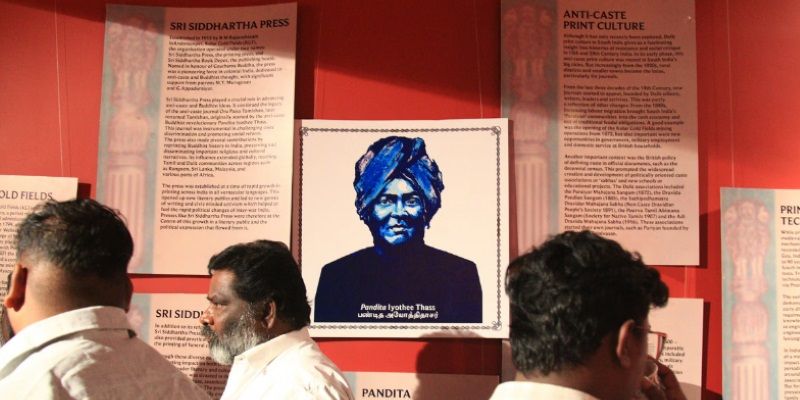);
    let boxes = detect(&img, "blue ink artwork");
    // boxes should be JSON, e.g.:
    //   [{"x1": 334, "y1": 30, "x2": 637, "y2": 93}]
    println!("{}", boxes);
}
[{"x1": 314, "y1": 136, "x2": 482, "y2": 323}]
